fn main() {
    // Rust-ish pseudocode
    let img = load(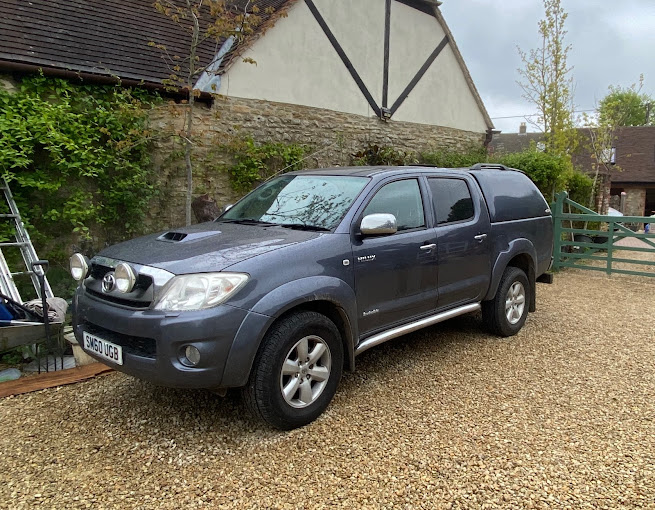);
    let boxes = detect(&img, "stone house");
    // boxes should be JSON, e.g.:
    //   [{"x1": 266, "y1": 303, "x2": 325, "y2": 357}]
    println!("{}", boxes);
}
[{"x1": 0, "y1": 0, "x2": 494, "y2": 225}]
